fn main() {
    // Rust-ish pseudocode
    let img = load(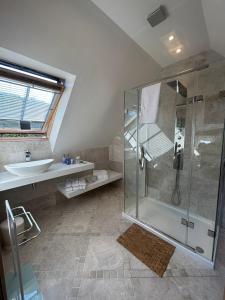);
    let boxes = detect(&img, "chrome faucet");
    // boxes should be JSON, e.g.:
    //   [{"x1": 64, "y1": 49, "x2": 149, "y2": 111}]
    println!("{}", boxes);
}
[{"x1": 25, "y1": 150, "x2": 31, "y2": 162}]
